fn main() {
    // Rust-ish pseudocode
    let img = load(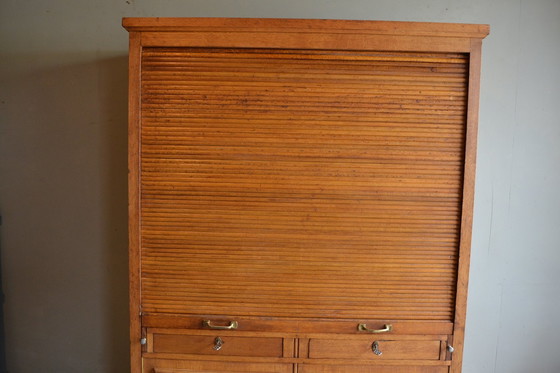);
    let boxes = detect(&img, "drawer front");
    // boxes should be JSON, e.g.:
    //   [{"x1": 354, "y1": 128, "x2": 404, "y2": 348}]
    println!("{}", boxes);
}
[
  {"x1": 308, "y1": 338, "x2": 442, "y2": 360},
  {"x1": 152, "y1": 332, "x2": 283, "y2": 357},
  {"x1": 144, "y1": 358, "x2": 292, "y2": 373},
  {"x1": 298, "y1": 365, "x2": 448, "y2": 373}
]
